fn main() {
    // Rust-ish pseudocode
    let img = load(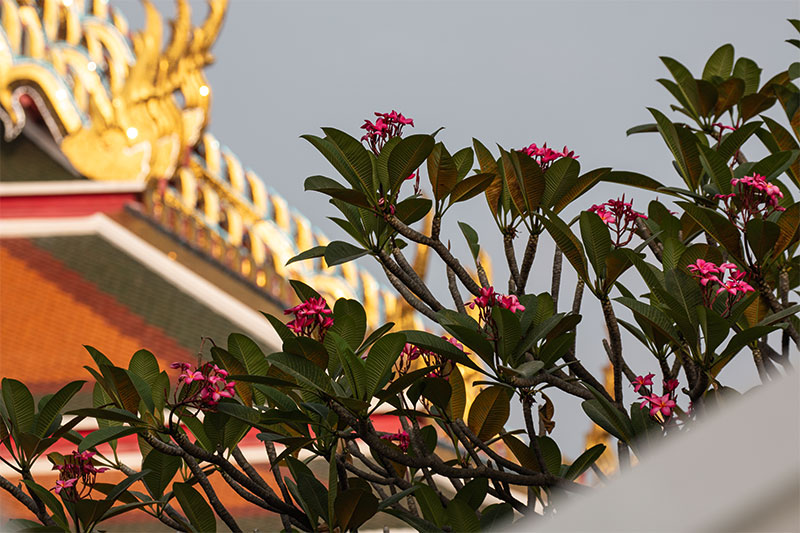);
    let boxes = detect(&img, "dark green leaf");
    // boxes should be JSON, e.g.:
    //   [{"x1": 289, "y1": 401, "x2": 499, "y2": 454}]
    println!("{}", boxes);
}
[
  {"x1": 702, "y1": 44, "x2": 734, "y2": 81},
  {"x1": 286, "y1": 245, "x2": 326, "y2": 266},
  {"x1": 564, "y1": 444, "x2": 606, "y2": 480},
  {"x1": 324, "y1": 241, "x2": 368, "y2": 266},
  {"x1": 173, "y1": 482, "x2": 216, "y2": 533},
  {"x1": 388, "y1": 135, "x2": 435, "y2": 192}
]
